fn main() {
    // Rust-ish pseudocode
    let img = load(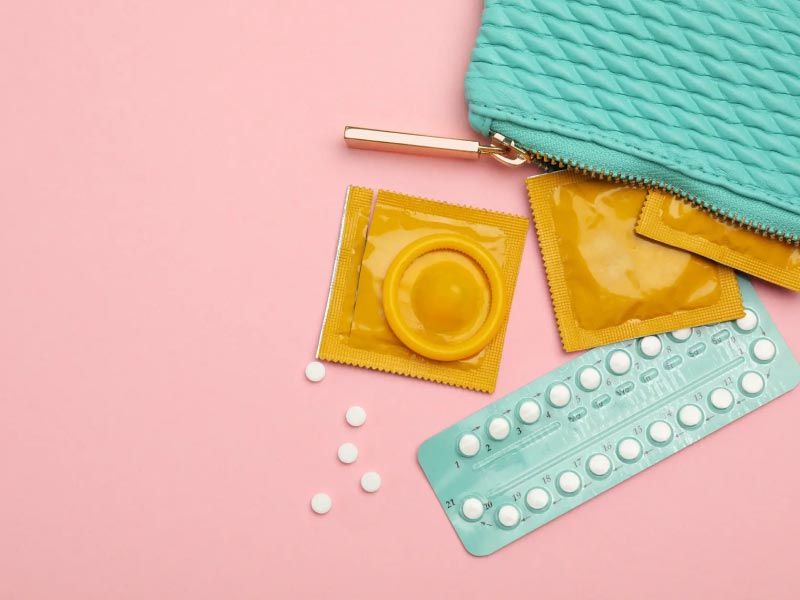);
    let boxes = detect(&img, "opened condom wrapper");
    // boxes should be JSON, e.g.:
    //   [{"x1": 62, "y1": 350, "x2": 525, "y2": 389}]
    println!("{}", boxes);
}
[
  {"x1": 527, "y1": 172, "x2": 744, "y2": 352},
  {"x1": 637, "y1": 190, "x2": 800, "y2": 292},
  {"x1": 317, "y1": 187, "x2": 527, "y2": 393}
]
